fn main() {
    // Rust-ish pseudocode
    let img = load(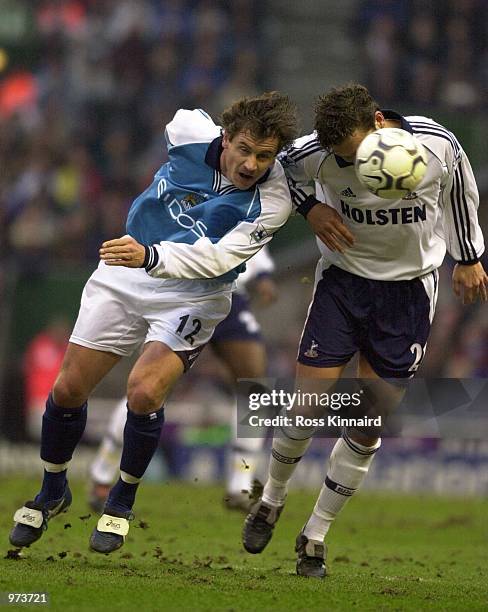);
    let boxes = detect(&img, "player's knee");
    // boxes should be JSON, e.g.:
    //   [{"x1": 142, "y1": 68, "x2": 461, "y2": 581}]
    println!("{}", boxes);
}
[
  {"x1": 52, "y1": 375, "x2": 88, "y2": 407},
  {"x1": 127, "y1": 380, "x2": 164, "y2": 414}
]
